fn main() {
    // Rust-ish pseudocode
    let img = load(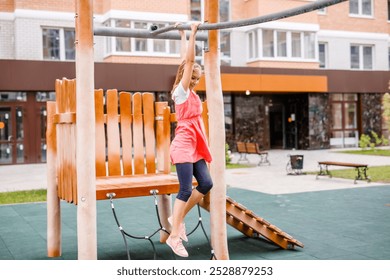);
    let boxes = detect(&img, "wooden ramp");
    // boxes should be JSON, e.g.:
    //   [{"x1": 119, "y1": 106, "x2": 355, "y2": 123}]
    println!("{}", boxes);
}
[{"x1": 199, "y1": 195, "x2": 304, "y2": 250}]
